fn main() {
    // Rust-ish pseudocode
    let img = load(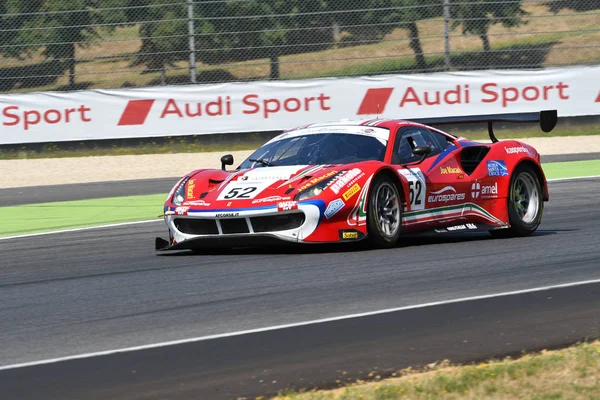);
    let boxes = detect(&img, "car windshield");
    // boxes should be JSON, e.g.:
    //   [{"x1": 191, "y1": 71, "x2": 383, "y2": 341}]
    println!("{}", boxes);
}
[{"x1": 238, "y1": 133, "x2": 387, "y2": 169}]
